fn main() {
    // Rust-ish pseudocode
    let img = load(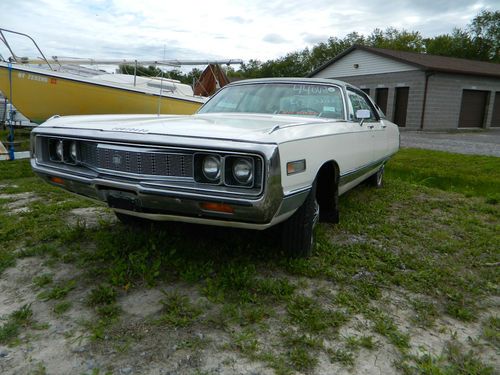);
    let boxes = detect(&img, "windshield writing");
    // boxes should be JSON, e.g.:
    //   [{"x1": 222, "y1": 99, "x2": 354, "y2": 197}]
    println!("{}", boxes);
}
[{"x1": 198, "y1": 83, "x2": 344, "y2": 119}]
